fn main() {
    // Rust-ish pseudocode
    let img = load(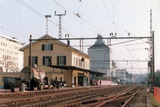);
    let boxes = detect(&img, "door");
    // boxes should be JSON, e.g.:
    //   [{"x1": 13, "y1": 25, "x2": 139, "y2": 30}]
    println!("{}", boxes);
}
[{"x1": 78, "y1": 76, "x2": 83, "y2": 86}]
